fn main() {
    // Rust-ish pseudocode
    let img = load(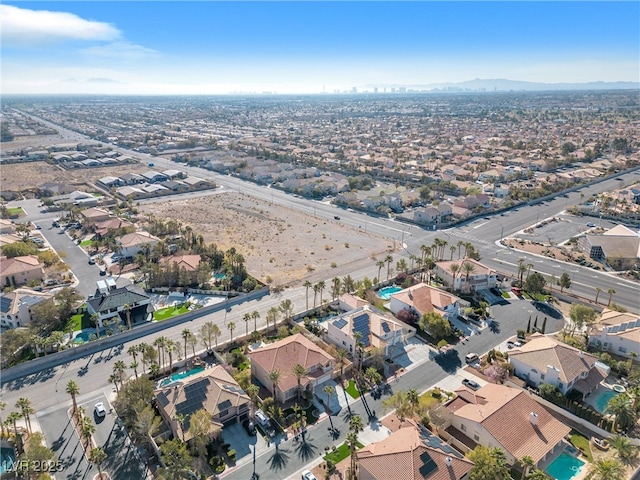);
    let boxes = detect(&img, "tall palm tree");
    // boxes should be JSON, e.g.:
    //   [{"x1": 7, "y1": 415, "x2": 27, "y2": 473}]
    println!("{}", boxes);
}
[
  {"x1": 347, "y1": 431, "x2": 359, "y2": 480},
  {"x1": 292, "y1": 364, "x2": 308, "y2": 403},
  {"x1": 153, "y1": 336, "x2": 166, "y2": 370},
  {"x1": 587, "y1": 458, "x2": 625, "y2": 480},
  {"x1": 268, "y1": 369, "x2": 281, "y2": 404},
  {"x1": 519, "y1": 455, "x2": 534, "y2": 480},
  {"x1": 66, "y1": 380, "x2": 80, "y2": 419},
  {"x1": 336, "y1": 348, "x2": 348, "y2": 380},
  {"x1": 449, "y1": 245, "x2": 456, "y2": 260},
  {"x1": 266, "y1": 306, "x2": 279, "y2": 334},
  {"x1": 457, "y1": 240, "x2": 464, "y2": 259},
  {"x1": 462, "y1": 260, "x2": 476, "y2": 292},
  {"x1": 251, "y1": 311, "x2": 260, "y2": 332},
  {"x1": 6, "y1": 412, "x2": 22, "y2": 444},
  {"x1": 15, "y1": 398, "x2": 34, "y2": 434},
  {"x1": 595, "y1": 287, "x2": 603, "y2": 304},
  {"x1": 376, "y1": 260, "x2": 385, "y2": 282},
  {"x1": 91, "y1": 313, "x2": 101, "y2": 339},
  {"x1": 317, "y1": 280, "x2": 326, "y2": 305},
  {"x1": 449, "y1": 263, "x2": 460, "y2": 289},
  {"x1": 0, "y1": 401, "x2": 5, "y2": 439},
  {"x1": 80, "y1": 416, "x2": 96, "y2": 451},
  {"x1": 211, "y1": 324, "x2": 221, "y2": 347},
  {"x1": 605, "y1": 394, "x2": 637, "y2": 432},
  {"x1": 406, "y1": 389, "x2": 420, "y2": 417},
  {"x1": 349, "y1": 414, "x2": 364, "y2": 435},
  {"x1": 608, "y1": 434, "x2": 637, "y2": 463},
  {"x1": 331, "y1": 277, "x2": 342, "y2": 301},
  {"x1": 187, "y1": 332, "x2": 198, "y2": 360},
  {"x1": 113, "y1": 360, "x2": 127, "y2": 389},
  {"x1": 385, "y1": 255, "x2": 393, "y2": 280},
  {"x1": 89, "y1": 447, "x2": 107, "y2": 477},
  {"x1": 243, "y1": 312, "x2": 252, "y2": 337},
  {"x1": 127, "y1": 344, "x2": 139, "y2": 363},
  {"x1": 303, "y1": 280, "x2": 312, "y2": 310},
  {"x1": 227, "y1": 321, "x2": 236, "y2": 342},
  {"x1": 181, "y1": 329, "x2": 192, "y2": 359},
  {"x1": 607, "y1": 288, "x2": 616, "y2": 306},
  {"x1": 130, "y1": 360, "x2": 139, "y2": 379},
  {"x1": 279, "y1": 299, "x2": 293, "y2": 321},
  {"x1": 323, "y1": 385, "x2": 335, "y2": 413},
  {"x1": 123, "y1": 303, "x2": 132, "y2": 330},
  {"x1": 312, "y1": 283, "x2": 320, "y2": 308}
]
